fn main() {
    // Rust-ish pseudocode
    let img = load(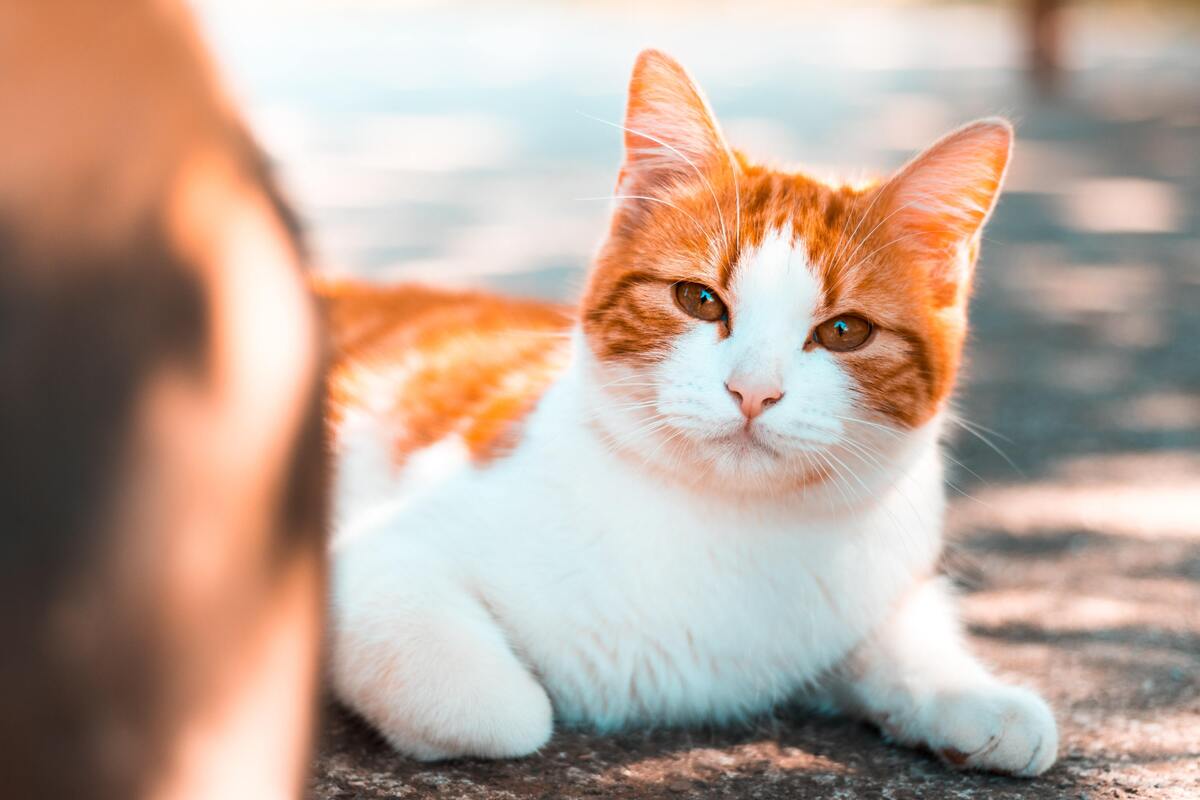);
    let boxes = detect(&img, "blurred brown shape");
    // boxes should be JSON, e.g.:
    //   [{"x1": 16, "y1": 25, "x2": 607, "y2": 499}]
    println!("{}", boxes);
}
[
  {"x1": 1027, "y1": 0, "x2": 1064, "y2": 95},
  {"x1": 0, "y1": 2, "x2": 326, "y2": 799}
]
